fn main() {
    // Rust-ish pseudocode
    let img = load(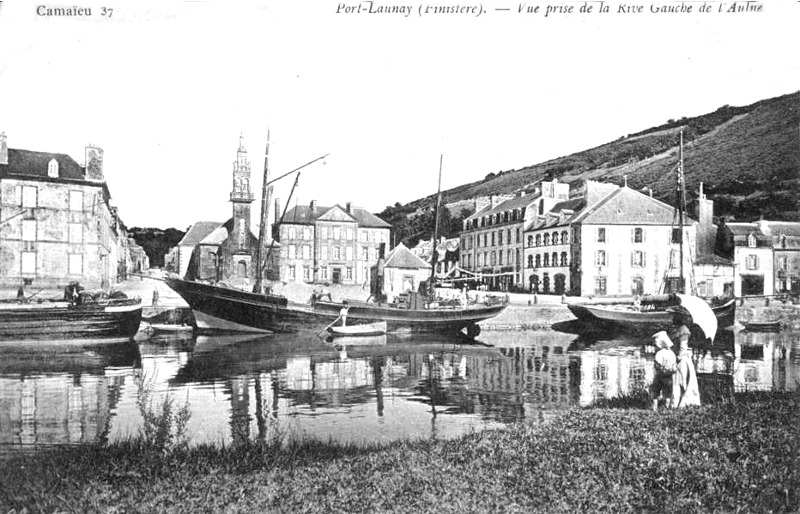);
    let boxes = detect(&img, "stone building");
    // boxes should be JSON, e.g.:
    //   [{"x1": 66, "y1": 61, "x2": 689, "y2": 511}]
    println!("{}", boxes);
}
[
  {"x1": 276, "y1": 201, "x2": 391, "y2": 285},
  {"x1": 175, "y1": 136, "x2": 278, "y2": 288},
  {"x1": 381, "y1": 242, "x2": 431, "y2": 302},
  {"x1": 459, "y1": 179, "x2": 569, "y2": 291},
  {"x1": 0, "y1": 132, "x2": 129, "y2": 297},
  {"x1": 717, "y1": 220, "x2": 800, "y2": 297}
]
